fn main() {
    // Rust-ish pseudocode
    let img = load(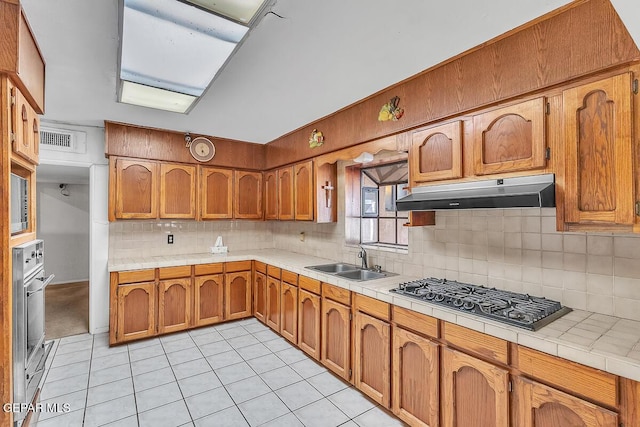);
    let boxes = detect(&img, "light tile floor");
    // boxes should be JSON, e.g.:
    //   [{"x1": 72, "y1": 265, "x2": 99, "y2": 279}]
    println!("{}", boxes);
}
[{"x1": 33, "y1": 318, "x2": 406, "y2": 427}]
